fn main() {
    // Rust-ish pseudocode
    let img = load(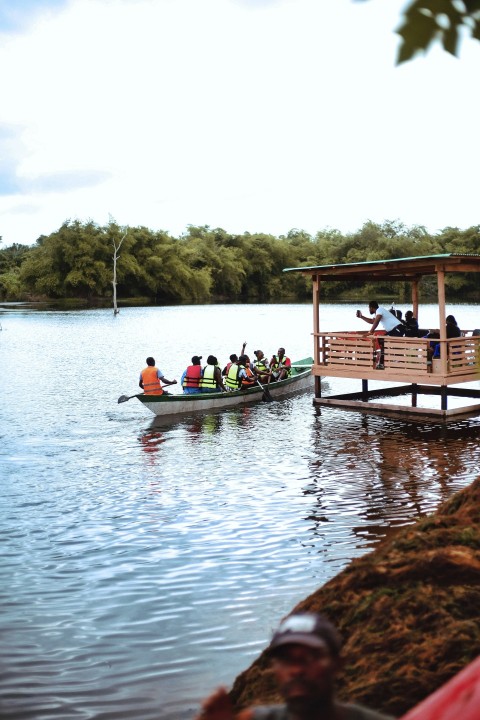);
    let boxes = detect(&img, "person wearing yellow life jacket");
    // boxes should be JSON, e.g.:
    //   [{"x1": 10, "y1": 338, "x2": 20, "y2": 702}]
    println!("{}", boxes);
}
[
  {"x1": 270, "y1": 347, "x2": 291, "y2": 382},
  {"x1": 222, "y1": 341, "x2": 247, "y2": 377},
  {"x1": 222, "y1": 354, "x2": 238, "y2": 377},
  {"x1": 200, "y1": 355, "x2": 226, "y2": 393},
  {"x1": 139, "y1": 356, "x2": 177, "y2": 395},
  {"x1": 224, "y1": 359, "x2": 241, "y2": 391},
  {"x1": 181, "y1": 355, "x2": 203, "y2": 394},
  {"x1": 238, "y1": 354, "x2": 256, "y2": 390},
  {"x1": 253, "y1": 349, "x2": 271, "y2": 383}
]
